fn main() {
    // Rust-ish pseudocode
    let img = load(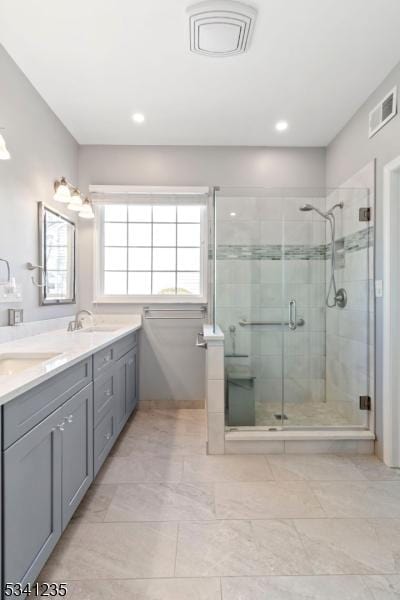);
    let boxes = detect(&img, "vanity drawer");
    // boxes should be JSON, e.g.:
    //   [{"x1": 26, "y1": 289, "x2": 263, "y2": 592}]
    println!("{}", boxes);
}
[
  {"x1": 93, "y1": 333, "x2": 137, "y2": 378},
  {"x1": 114, "y1": 332, "x2": 137, "y2": 360},
  {"x1": 93, "y1": 345, "x2": 115, "y2": 377},
  {"x1": 93, "y1": 368, "x2": 119, "y2": 427},
  {"x1": 3, "y1": 358, "x2": 92, "y2": 449},
  {"x1": 94, "y1": 409, "x2": 115, "y2": 476}
]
